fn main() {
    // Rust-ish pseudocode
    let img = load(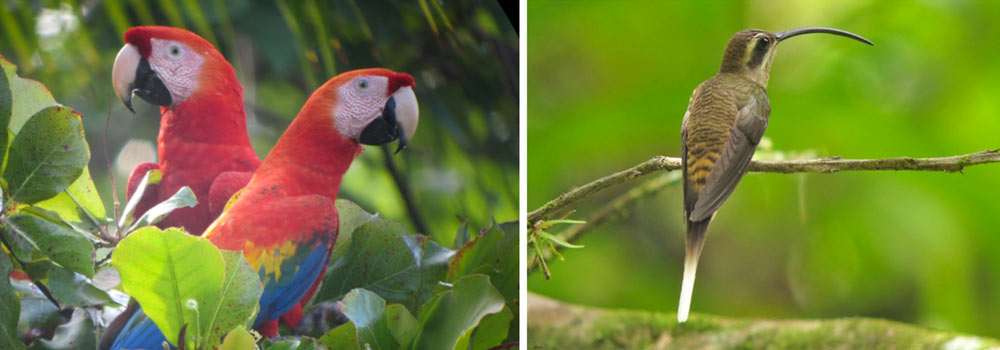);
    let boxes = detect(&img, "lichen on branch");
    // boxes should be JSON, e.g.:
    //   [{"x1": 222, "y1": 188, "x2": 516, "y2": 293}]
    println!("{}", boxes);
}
[{"x1": 527, "y1": 293, "x2": 1000, "y2": 349}]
